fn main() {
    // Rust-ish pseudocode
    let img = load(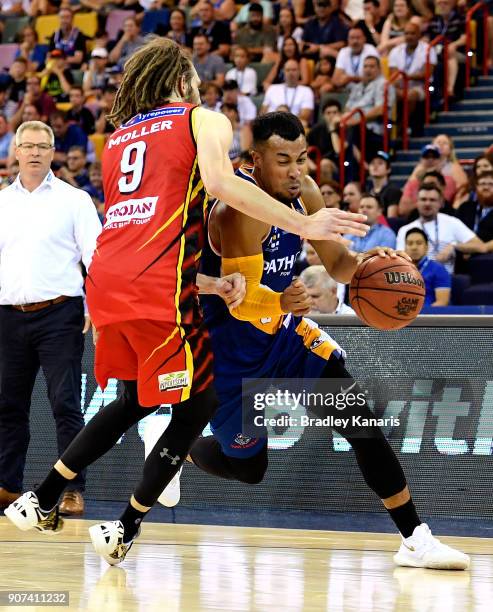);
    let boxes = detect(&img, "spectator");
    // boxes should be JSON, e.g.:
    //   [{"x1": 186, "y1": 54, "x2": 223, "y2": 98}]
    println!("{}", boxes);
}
[
  {"x1": 355, "y1": 0, "x2": 385, "y2": 47},
  {"x1": 304, "y1": 241, "x2": 322, "y2": 265},
  {"x1": 221, "y1": 103, "x2": 253, "y2": 165},
  {"x1": 94, "y1": 85, "x2": 117, "y2": 135},
  {"x1": 58, "y1": 145, "x2": 90, "y2": 188},
  {"x1": 15, "y1": 26, "x2": 48, "y2": 73},
  {"x1": 20, "y1": 103, "x2": 40, "y2": 123},
  {"x1": 83, "y1": 160, "x2": 104, "y2": 222},
  {"x1": 307, "y1": 97, "x2": 342, "y2": 181},
  {"x1": 300, "y1": 265, "x2": 356, "y2": 314},
  {"x1": 320, "y1": 179, "x2": 342, "y2": 208},
  {"x1": 234, "y1": 0, "x2": 274, "y2": 26},
  {"x1": 378, "y1": 0, "x2": 420, "y2": 56},
  {"x1": 454, "y1": 153, "x2": 493, "y2": 209},
  {"x1": 222, "y1": 80, "x2": 257, "y2": 125},
  {"x1": 432, "y1": 133, "x2": 468, "y2": 205},
  {"x1": 82, "y1": 48, "x2": 110, "y2": 99},
  {"x1": 367, "y1": 150, "x2": 402, "y2": 217},
  {"x1": 404, "y1": 228, "x2": 451, "y2": 306},
  {"x1": 66, "y1": 86, "x2": 95, "y2": 136},
  {"x1": 226, "y1": 47, "x2": 258, "y2": 96},
  {"x1": 456, "y1": 172, "x2": 493, "y2": 245},
  {"x1": 16, "y1": 75, "x2": 56, "y2": 126},
  {"x1": 40, "y1": 49, "x2": 74, "y2": 103},
  {"x1": 414, "y1": 170, "x2": 457, "y2": 217},
  {"x1": 50, "y1": 110, "x2": 89, "y2": 165},
  {"x1": 109, "y1": 17, "x2": 145, "y2": 70},
  {"x1": 343, "y1": 180, "x2": 362, "y2": 212},
  {"x1": 7, "y1": 58, "x2": 28, "y2": 104},
  {"x1": 192, "y1": 34, "x2": 226, "y2": 88},
  {"x1": 166, "y1": 8, "x2": 193, "y2": 49},
  {"x1": 310, "y1": 55, "x2": 335, "y2": 101},
  {"x1": 333, "y1": 25, "x2": 379, "y2": 91},
  {"x1": 345, "y1": 193, "x2": 396, "y2": 251},
  {"x1": 0, "y1": 159, "x2": 18, "y2": 190},
  {"x1": 192, "y1": 1, "x2": 231, "y2": 59},
  {"x1": 301, "y1": 0, "x2": 349, "y2": 61},
  {"x1": 49, "y1": 7, "x2": 86, "y2": 69},
  {"x1": 342, "y1": 55, "x2": 393, "y2": 161},
  {"x1": 425, "y1": 0, "x2": 465, "y2": 97},
  {"x1": 235, "y1": 3, "x2": 277, "y2": 63},
  {"x1": 277, "y1": 6, "x2": 304, "y2": 51},
  {"x1": 389, "y1": 22, "x2": 436, "y2": 117},
  {"x1": 201, "y1": 82, "x2": 223, "y2": 112},
  {"x1": 0, "y1": 120, "x2": 101, "y2": 515},
  {"x1": 0, "y1": 113, "x2": 13, "y2": 168},
  {"x1": 261, "y1": 59, "x2": 314, "y2": 126},
  {"x1": 0, "y1": 84, "x2": 17, "y2": 122},
  {"x1": 399, "y1": 144, "x2": 457, "y2": 217},
  {"x1": 263, "y1": 36, "x2": 311, "y2": 90},
  {"x1": 396, "y1": 183, "x2": 485, "y2": 273}
]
